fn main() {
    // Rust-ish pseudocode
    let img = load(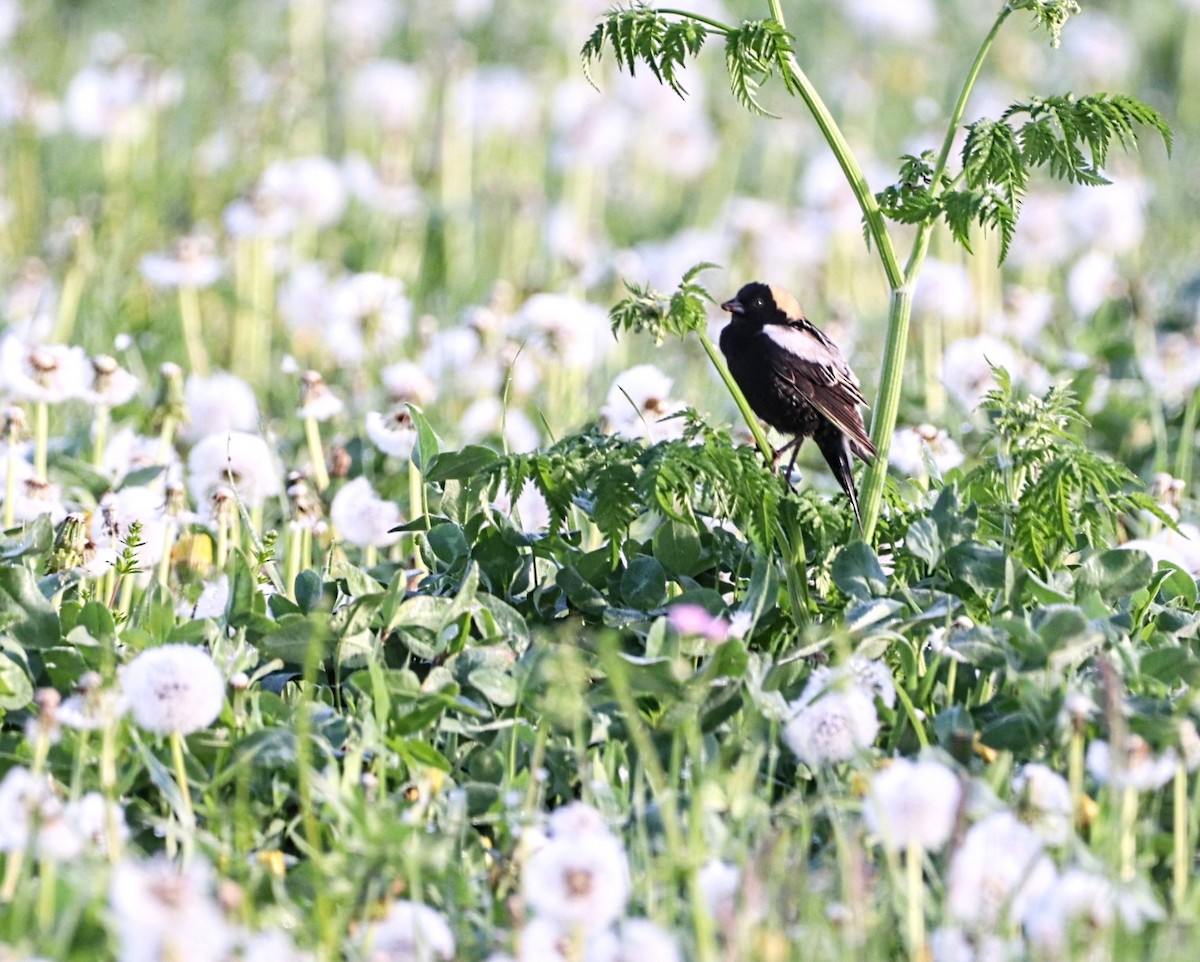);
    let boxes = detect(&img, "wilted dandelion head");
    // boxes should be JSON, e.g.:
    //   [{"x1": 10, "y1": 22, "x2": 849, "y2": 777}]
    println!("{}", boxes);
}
[{"x1": 119, "y1": 644, "x2": 226, "y2": 735}]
